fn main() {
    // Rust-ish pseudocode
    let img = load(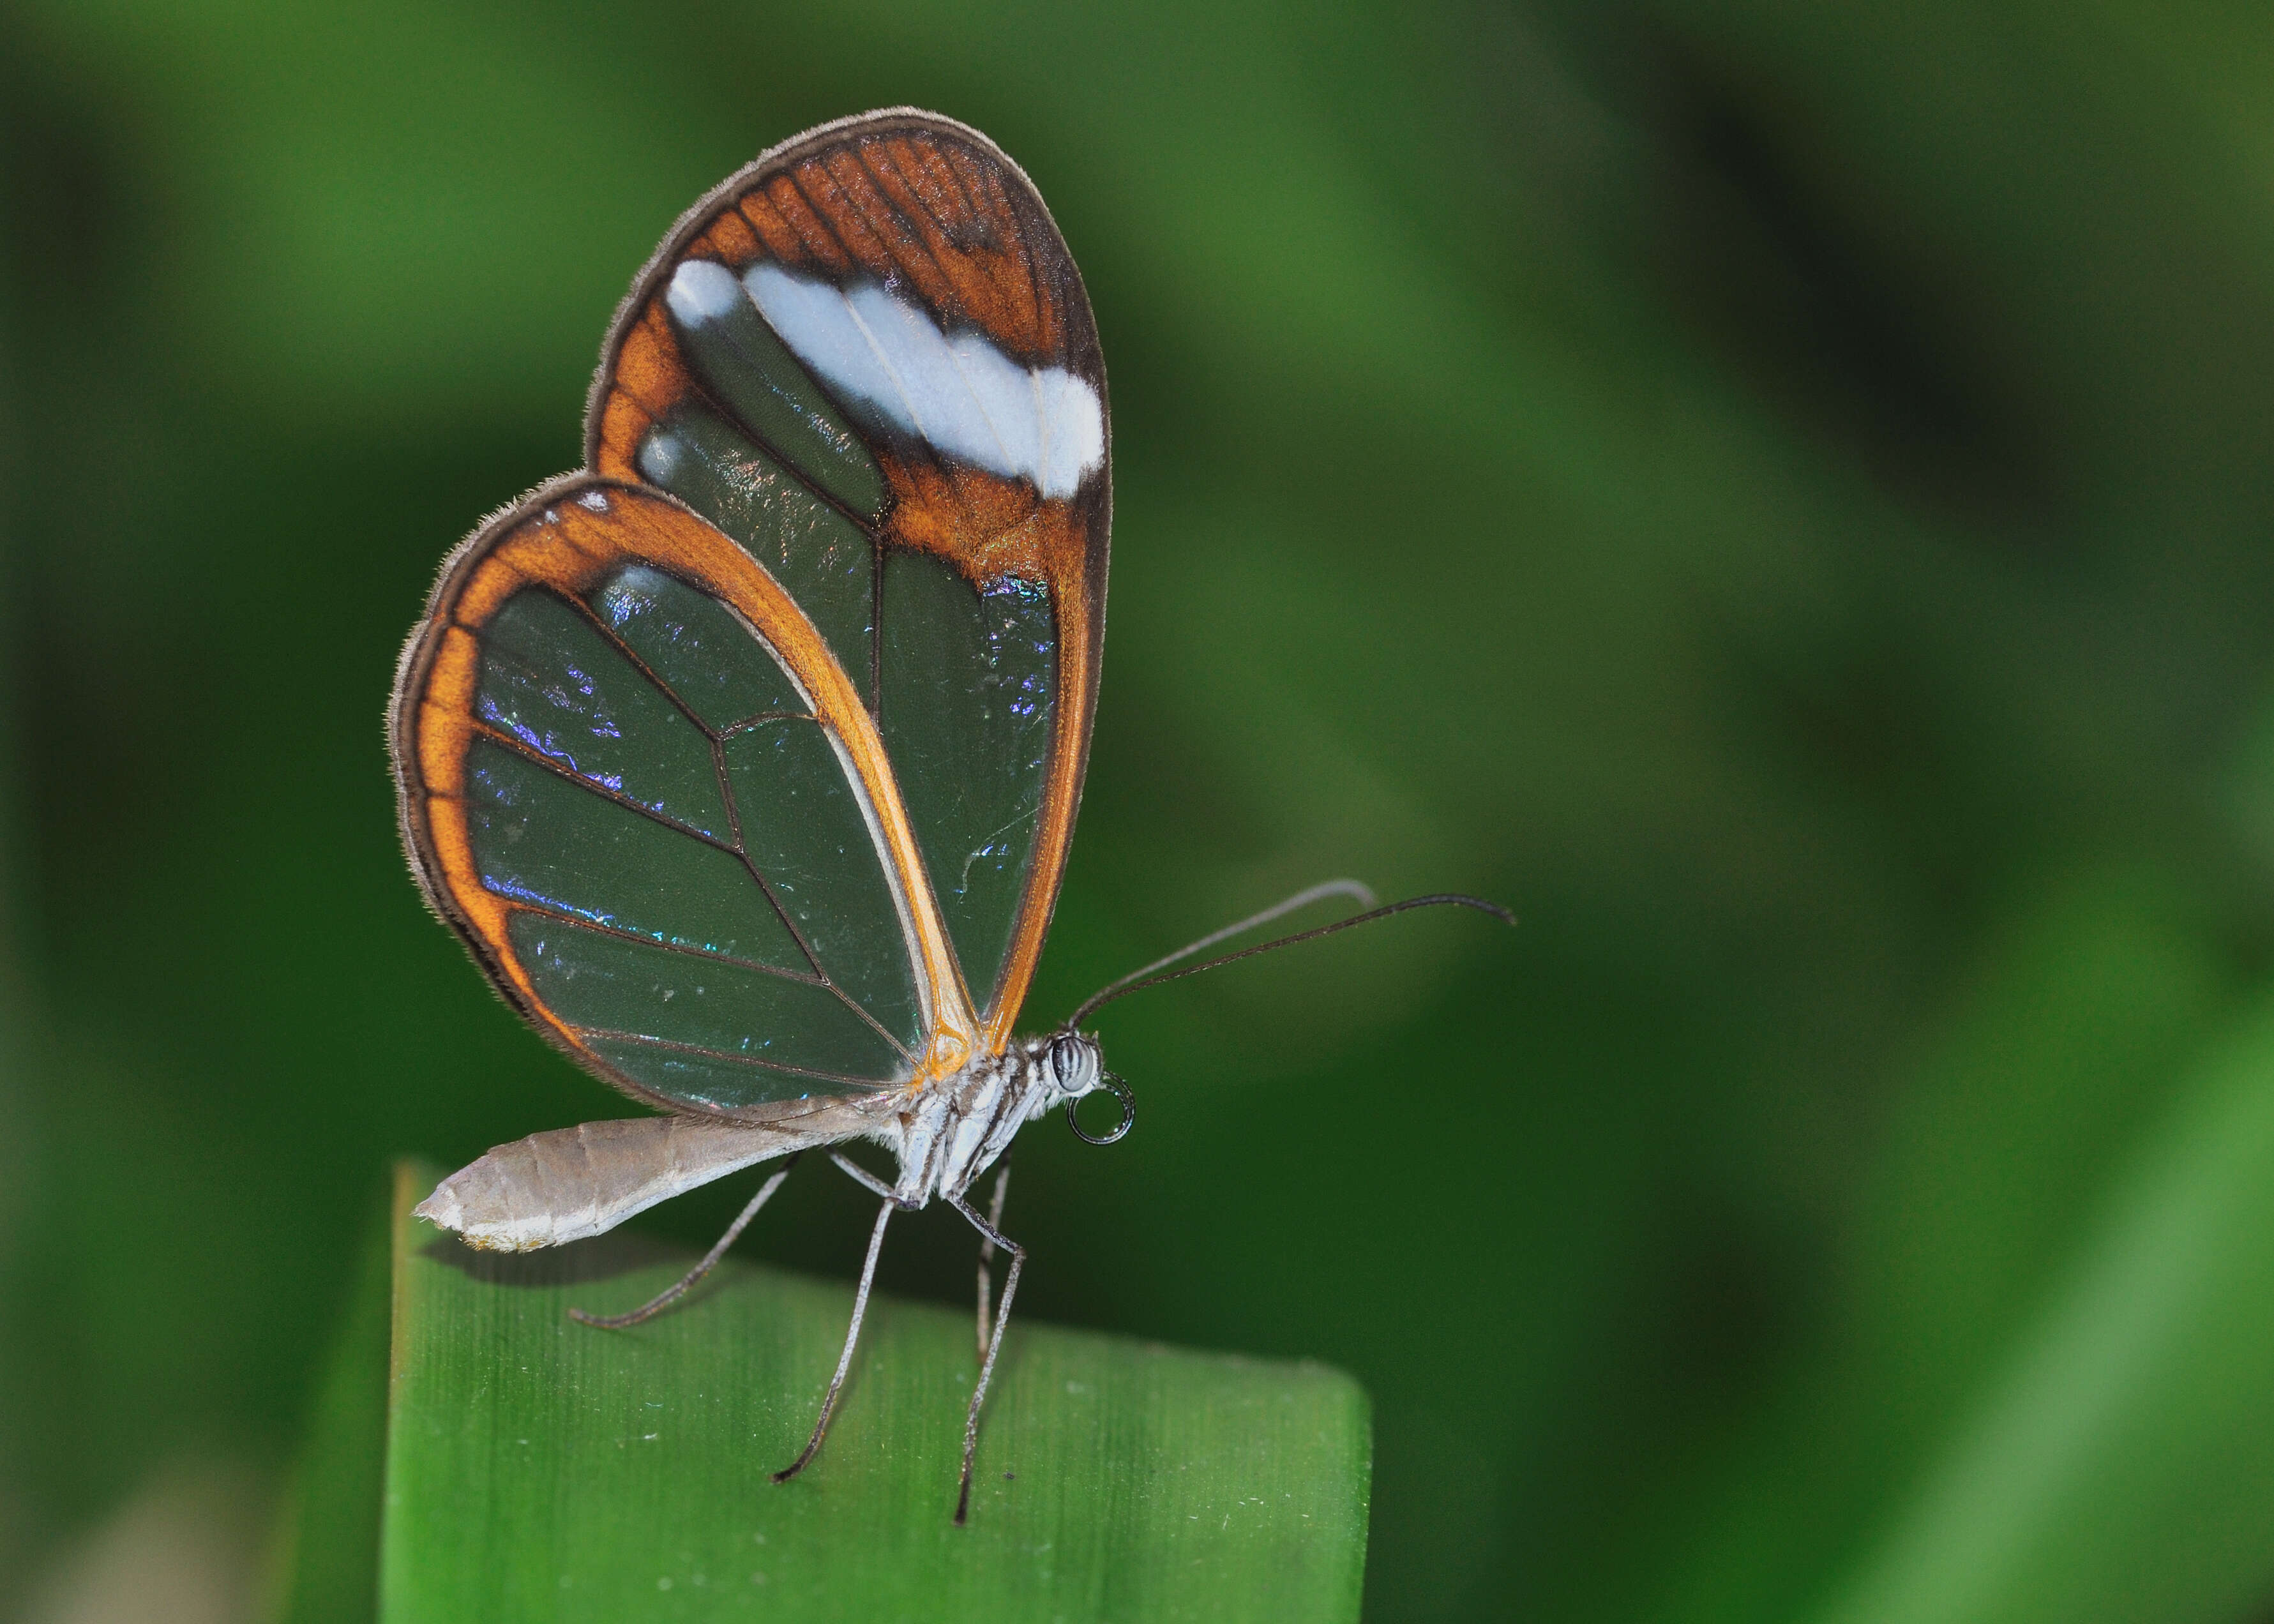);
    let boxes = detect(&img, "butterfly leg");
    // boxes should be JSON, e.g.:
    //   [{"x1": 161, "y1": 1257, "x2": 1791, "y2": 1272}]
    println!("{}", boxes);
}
[
  {"x1": 569, "y1": 1152, "x2": 803, "y2": 1330},
  {"x1": 948, "y1": 1193, "x2": 1025, "y2": 1525},
  {"x1": 774, "y1": 1157, "x2": 910, "y2": 1484},
  {"x1": 975, "y1": 1164, "x2": 1011, "y2": 1362}
]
